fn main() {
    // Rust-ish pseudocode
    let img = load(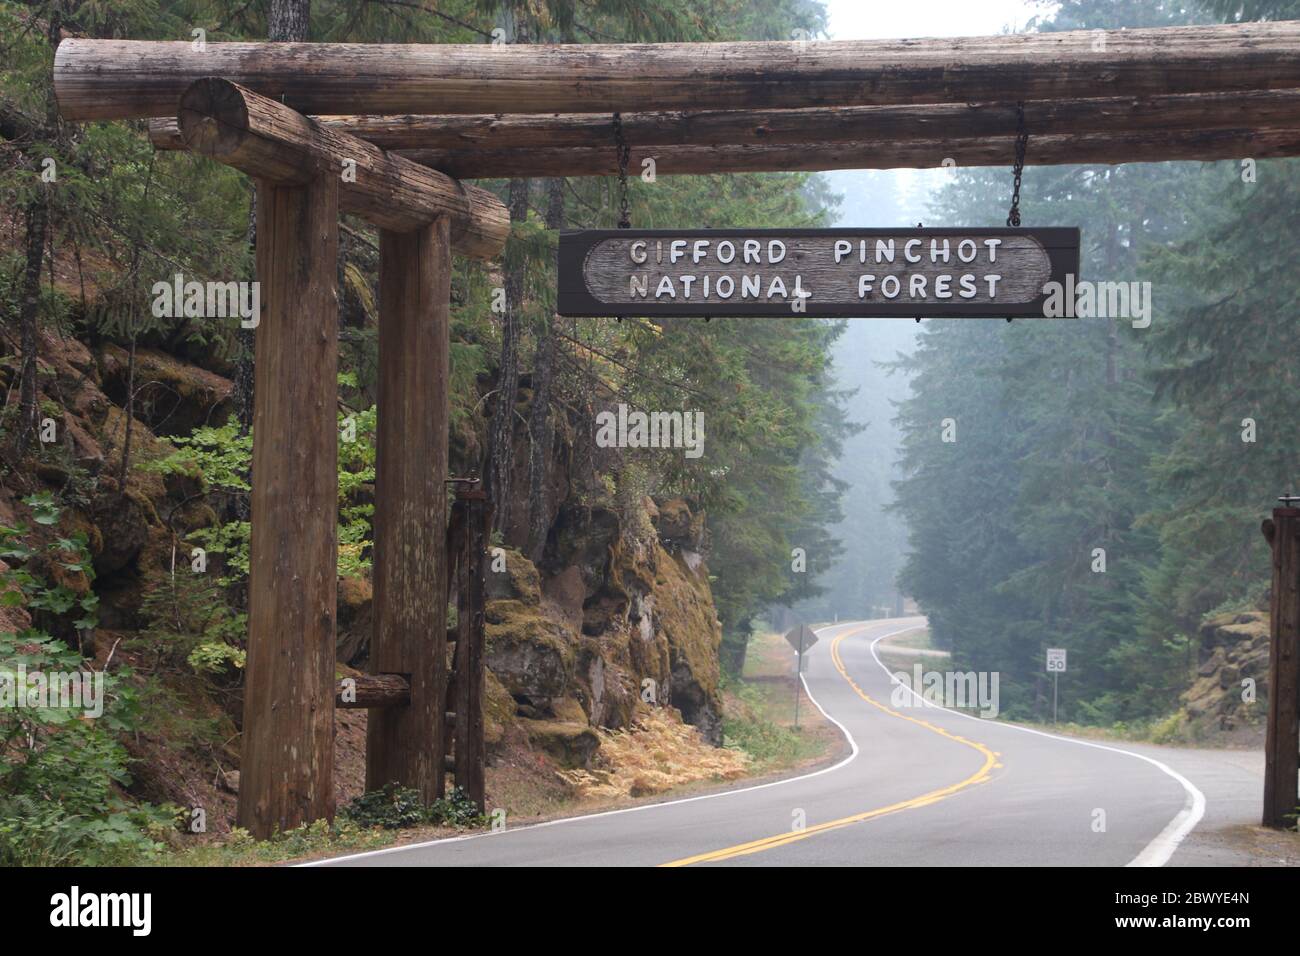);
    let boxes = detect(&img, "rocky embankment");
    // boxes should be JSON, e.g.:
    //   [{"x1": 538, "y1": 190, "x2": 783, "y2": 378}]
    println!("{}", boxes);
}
[
  {"x1": 3, "y1": 329, "x2": 728, "y2": 827},
  {"x1": 485, "y1": 496, "x2": 723, "y2": 762},
  {"x1": 1180, "y1": 609, "x2": 1269, "y2": 741}
]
